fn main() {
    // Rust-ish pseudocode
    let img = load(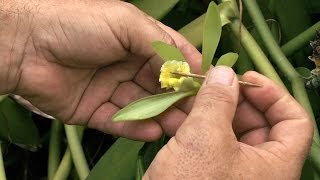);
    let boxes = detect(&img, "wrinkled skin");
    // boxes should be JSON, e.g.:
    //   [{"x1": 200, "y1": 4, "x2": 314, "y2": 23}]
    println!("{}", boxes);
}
[
  {"x1": 1, "y1": 0, "x2": 201, "y2": 141},
  {"x1": 0, "y1": 0, "x2": 313, "y2": 179},
  {"x1": 144, "y1": 67, "x2": 313, "y2": 179}
]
